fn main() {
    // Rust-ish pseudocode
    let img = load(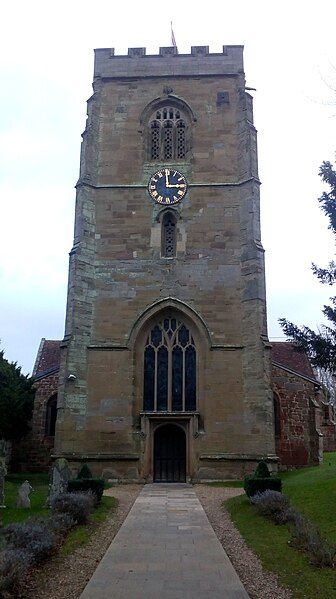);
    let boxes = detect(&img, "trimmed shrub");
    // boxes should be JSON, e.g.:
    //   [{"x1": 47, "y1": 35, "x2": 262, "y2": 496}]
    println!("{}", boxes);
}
[
  {"x1": 77, "y1": 464, "x2": 93, "y2": 479},
  {"x1": 244, "y1": 475, "x2": 282, "y2": 498},
  {"x1": 1, "y1": 521, "x2": 56, "y2": 564},
  {"x1": 0, "y1": 548, "x2": 32, "y2": 595},
  {"x1": 51, "y1": 492, "x2": 95, "y2": 524},
  {"x1": 244, "y1": 461, "x2": 282, "y2": 498},
  {"x1": 251, "y1": 490, "x2": 297, "y2": 525},
  {"x1": 254, "y1": 461, "x2": 271, "y2": 478},
  {"x1": 67, "y1": 478, "x2": 105, "y2": 504}
]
